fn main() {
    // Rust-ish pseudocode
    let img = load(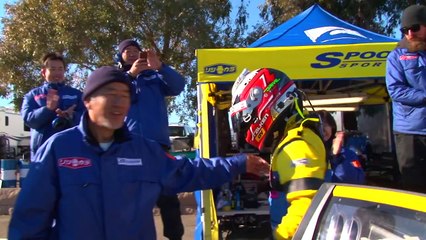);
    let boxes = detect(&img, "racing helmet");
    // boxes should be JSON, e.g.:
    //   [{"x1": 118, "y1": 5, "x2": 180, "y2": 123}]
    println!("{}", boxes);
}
[{"x1": 229, "y1": 68, "x2": 302, "y2": 151}]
